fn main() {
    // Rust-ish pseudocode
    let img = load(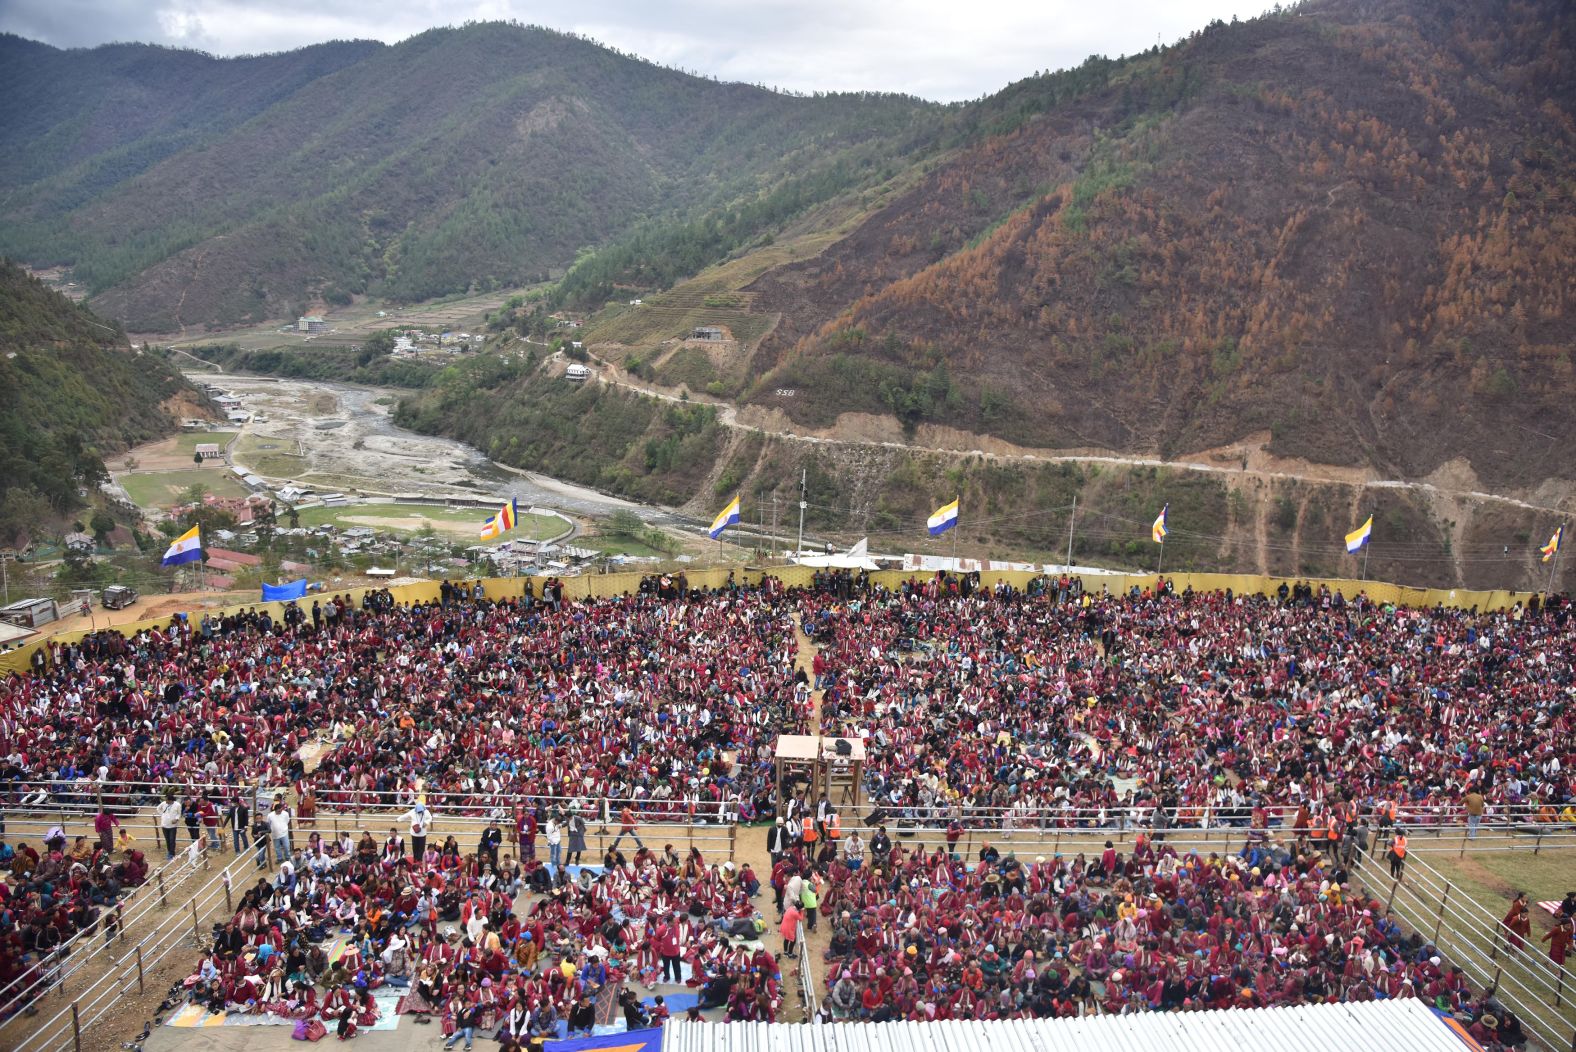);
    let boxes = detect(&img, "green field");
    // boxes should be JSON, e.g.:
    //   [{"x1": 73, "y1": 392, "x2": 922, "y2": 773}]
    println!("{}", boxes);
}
[
  {"x1": 121, "y1": 468, "x2": 249, "y2": 509},
  {"x1": 232, "y1": 434, "x2": 308, "y2": 478},
  {"x1": 171, "y1": 431, "x2": 236, "y2": 454},
  {"x1": 294, "y1": 503, "x2": 564, "y2": 545}
]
